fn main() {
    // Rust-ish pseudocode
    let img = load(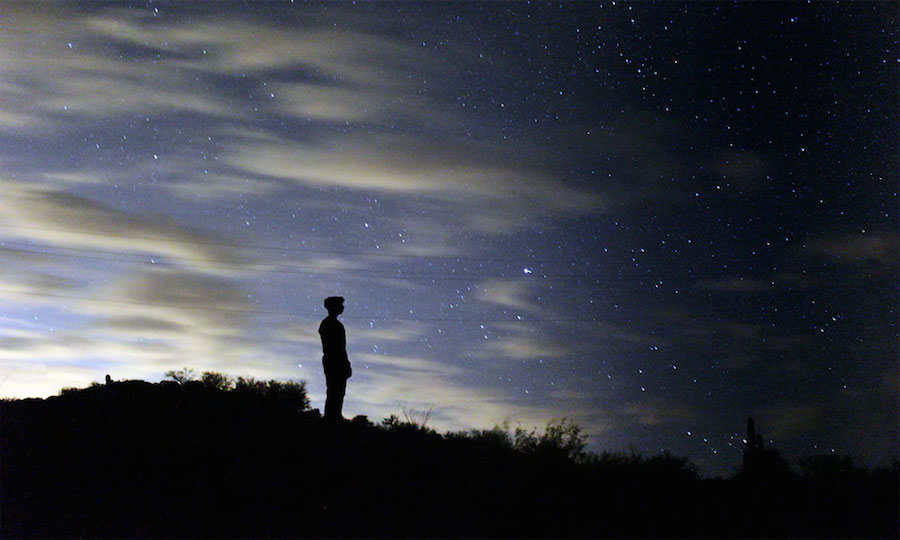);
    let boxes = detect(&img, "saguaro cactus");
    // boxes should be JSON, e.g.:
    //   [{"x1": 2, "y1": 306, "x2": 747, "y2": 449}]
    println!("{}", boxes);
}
[{"x1": 742, "y1": 417, "x2": 765, "y2": 476}]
